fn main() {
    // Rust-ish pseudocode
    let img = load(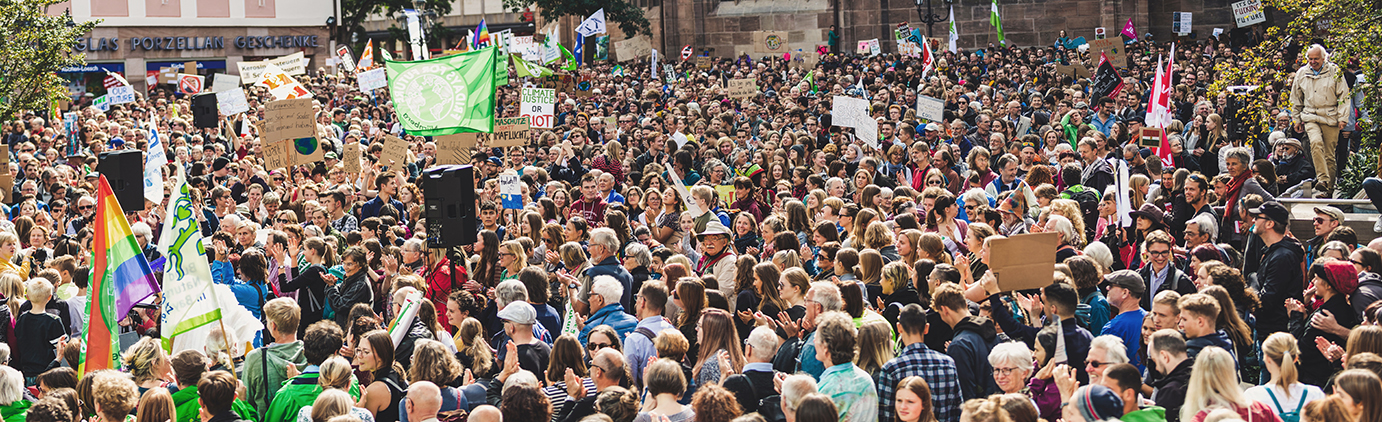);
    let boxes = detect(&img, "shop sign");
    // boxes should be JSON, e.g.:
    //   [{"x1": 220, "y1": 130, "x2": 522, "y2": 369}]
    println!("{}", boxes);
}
[{"x1": 73, "y1": 35, "x2": 320, "y2": 52}]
